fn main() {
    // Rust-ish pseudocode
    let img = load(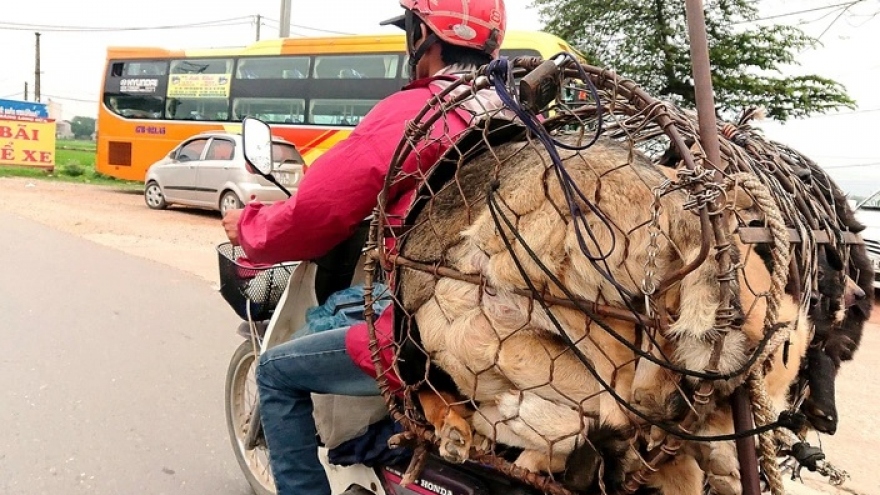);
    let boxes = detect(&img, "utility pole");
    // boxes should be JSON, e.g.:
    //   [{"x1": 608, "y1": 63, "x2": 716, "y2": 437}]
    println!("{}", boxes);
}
[
  {"x1": 34, "y1": 32, "x2": 41, "y2": 103},
  {"x1": 279, "y1": 0, "x2": 291, "y2": 38},
  {"x1": 255, "y1": 14, "x2": 262, "y2": 41},
  {"x1": 24, "y1": 82, "x2": 29, "y2": 101}
]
